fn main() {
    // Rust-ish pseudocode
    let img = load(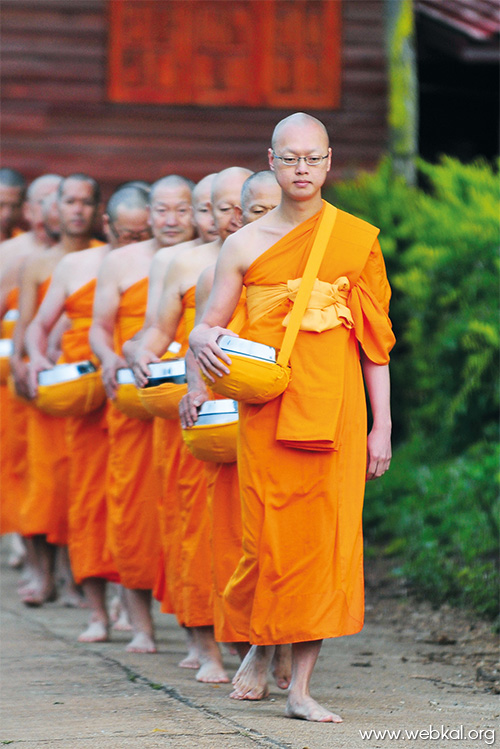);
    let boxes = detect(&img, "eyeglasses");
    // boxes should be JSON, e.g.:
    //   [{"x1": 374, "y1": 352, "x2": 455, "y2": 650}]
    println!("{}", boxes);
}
[
  {"x1": 109, "y1": 223, "x2": 151, "y2": 243},
  {"x1": 272, "y1": 152, "x2": 329, "y2": 167}
]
